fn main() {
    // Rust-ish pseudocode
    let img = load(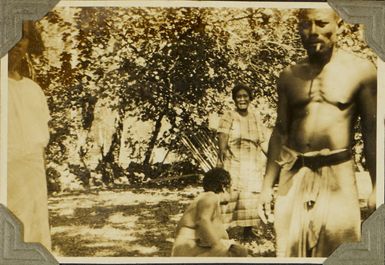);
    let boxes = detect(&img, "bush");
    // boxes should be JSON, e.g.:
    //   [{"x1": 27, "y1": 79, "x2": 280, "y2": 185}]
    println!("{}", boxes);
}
[
  {"x1": 68, "y1": 164, "x2": 91, "y2": 188},
  {"x1": 46, "y1": 166, "x2": 61, "y2": 193},
  {"x1": 125, "y1": 161, "x2": 202, "y2": 188}
]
